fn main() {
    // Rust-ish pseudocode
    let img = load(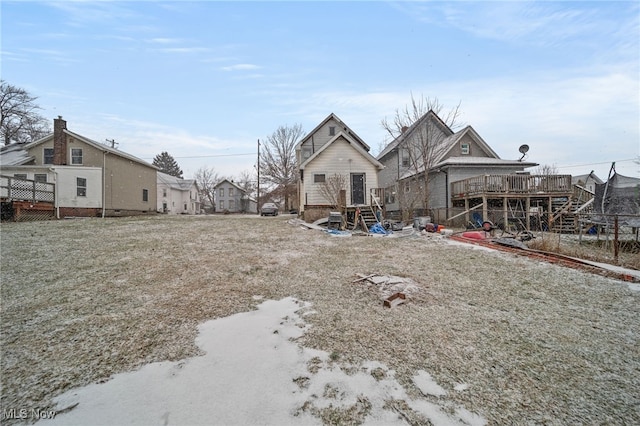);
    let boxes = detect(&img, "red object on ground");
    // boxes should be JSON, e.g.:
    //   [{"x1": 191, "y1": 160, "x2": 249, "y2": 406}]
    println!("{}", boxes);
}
[{"x1": 461, "y1": 231, "x2": 488, "y2": 240}]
